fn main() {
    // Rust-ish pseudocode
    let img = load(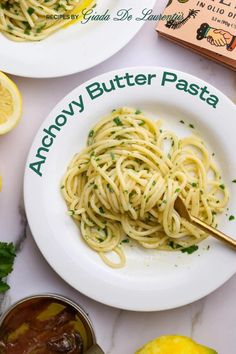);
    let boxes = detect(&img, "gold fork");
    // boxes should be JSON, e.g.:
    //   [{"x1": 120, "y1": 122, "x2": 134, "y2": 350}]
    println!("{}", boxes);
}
[{"x1": 174, "y1": 197, "x2": 236, "y2": 250}]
